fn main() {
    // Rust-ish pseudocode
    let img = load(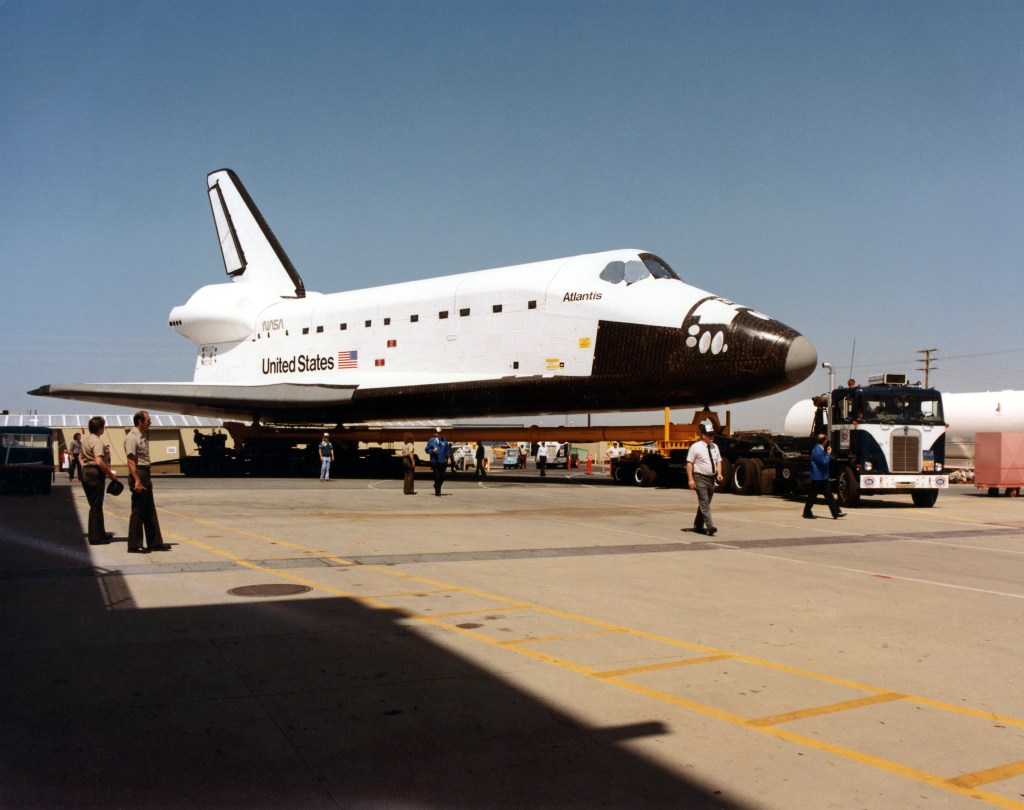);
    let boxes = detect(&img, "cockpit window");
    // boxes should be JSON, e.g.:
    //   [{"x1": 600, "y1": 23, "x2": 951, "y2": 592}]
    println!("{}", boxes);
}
[
  {"x1": 600, "y1": 253, "x2": 681, "y2": 285},
  {"x1": 641, "y1": 254, "x2": 680, "y2": 280},
  {"x1": 623, "y1": 260, "x2": 647, "y2": 284},
  {"x1": 599, "y1": 261, "x2": 625, "y2": 283}
]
